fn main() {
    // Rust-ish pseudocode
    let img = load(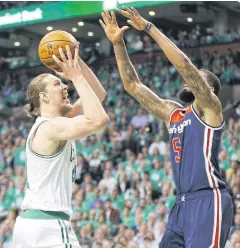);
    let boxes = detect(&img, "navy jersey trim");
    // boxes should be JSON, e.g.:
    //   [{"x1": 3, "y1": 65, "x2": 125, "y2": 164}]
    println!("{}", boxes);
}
[
  {"x1": 169, "y1": 108, "x2": 185, "y2": 122},
  {"x1": 168, "y1": 100, "x2": 184, "y2": 122},
  {"x1": 191, "y1": 105, "x2": 225, "y2": 130}
]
